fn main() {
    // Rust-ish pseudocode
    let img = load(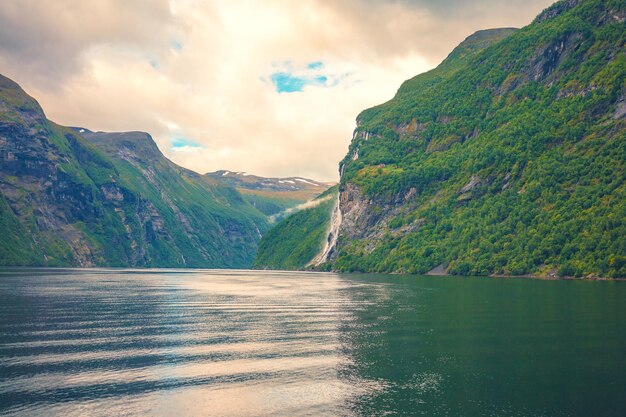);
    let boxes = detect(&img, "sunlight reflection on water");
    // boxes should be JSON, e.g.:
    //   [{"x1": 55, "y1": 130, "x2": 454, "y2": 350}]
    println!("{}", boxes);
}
[{"x1": 0, "y1": 268, "x2": 624, "y2": 416}]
